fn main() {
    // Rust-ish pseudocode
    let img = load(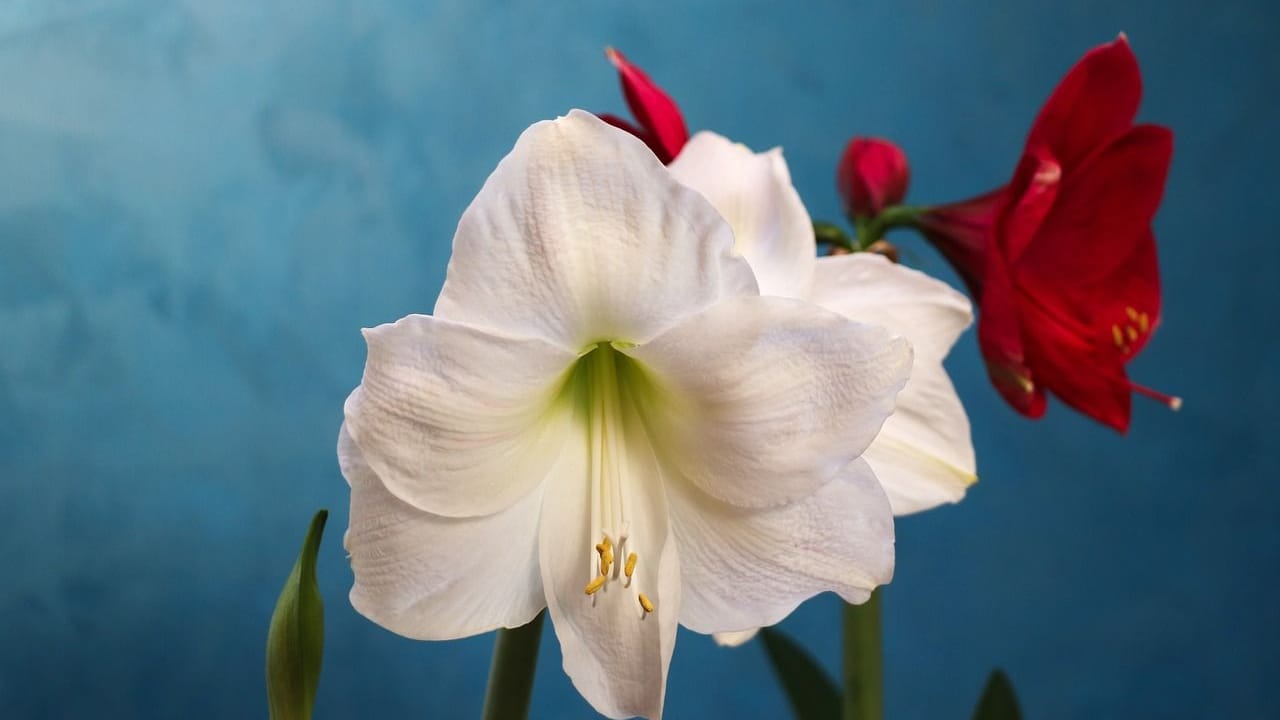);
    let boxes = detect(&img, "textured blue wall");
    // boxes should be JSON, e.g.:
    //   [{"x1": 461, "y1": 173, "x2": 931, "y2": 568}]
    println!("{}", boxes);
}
[{"x1": 1, "y1": 1, "x2": 1276, "y2": 717}]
